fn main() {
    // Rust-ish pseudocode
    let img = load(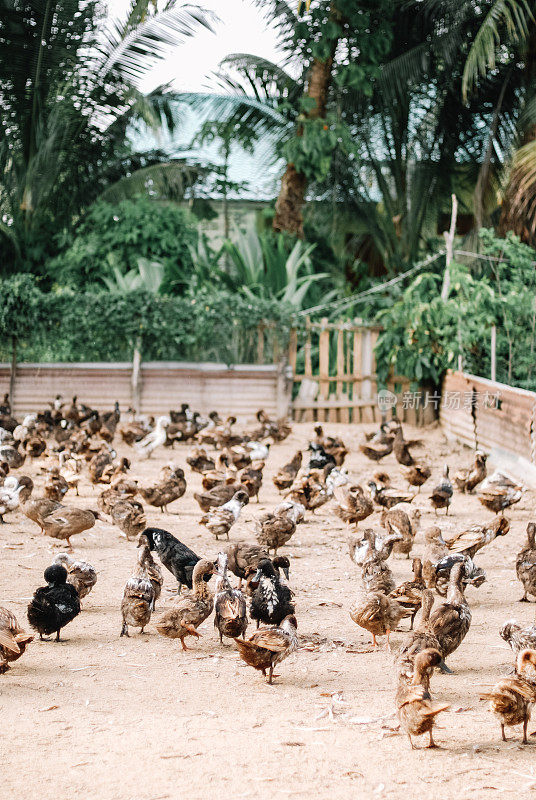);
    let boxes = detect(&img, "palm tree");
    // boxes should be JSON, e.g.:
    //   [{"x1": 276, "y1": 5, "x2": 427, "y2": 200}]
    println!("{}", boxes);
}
[{"x1": 0, "y1": 0, "x2": 214, "y2": 272}]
